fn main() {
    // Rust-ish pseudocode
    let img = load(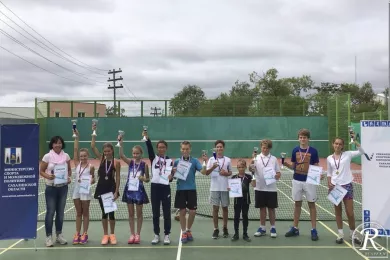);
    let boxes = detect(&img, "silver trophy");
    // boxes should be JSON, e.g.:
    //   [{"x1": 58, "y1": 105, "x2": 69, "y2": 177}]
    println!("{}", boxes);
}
[
  {"x1": 280, "y1": 152, "x2": 286, "y2": 169},
  {"x1": 71, "y1": 119, "x2": 77, "y2": 138},
  {"x1": 348, "y1": 126, "x2": 354, "y2": 144},
  {"x1": 142, "y1": 125, "x2": 148, "y2": 141},
  {"x1": 253, "y1": 147, "x2": 259, "y2": 161},
  {"x1": 201, "y1": 150, "x2": 208, "y2": 167},
  {"x1": 92, "y1": 119, "x2": 98, "y2": 136},
  {"x1": 116, "y1": 130, "x2": 125, "y2": 147}
]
